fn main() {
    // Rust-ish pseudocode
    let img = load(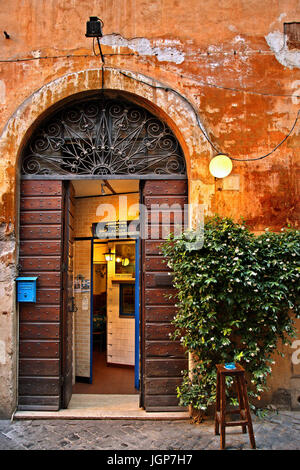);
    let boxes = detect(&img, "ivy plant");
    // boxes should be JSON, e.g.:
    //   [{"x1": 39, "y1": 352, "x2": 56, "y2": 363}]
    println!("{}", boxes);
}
[{"x1": 162, "y1": 216, "x2": 300, "y2": 413}]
